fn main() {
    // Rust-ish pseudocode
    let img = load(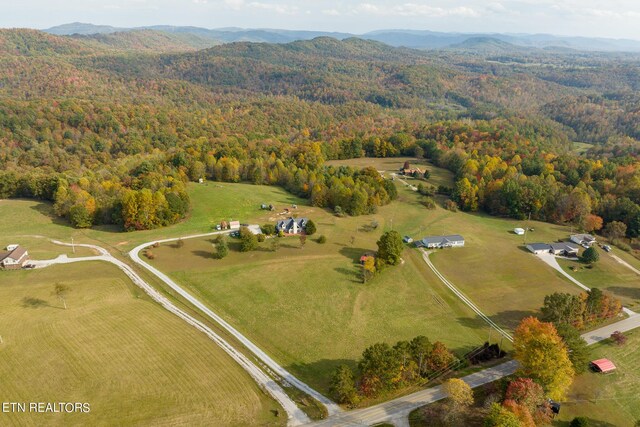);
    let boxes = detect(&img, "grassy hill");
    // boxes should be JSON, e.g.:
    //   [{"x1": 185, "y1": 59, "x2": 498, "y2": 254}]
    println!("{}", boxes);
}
[{"x1": 0, "y1": 261, "x2": 283, "y2": 426}]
